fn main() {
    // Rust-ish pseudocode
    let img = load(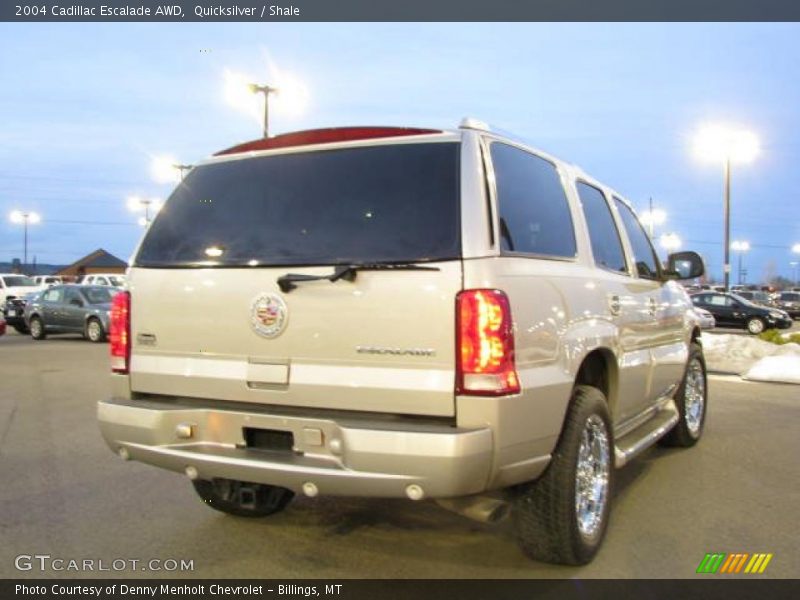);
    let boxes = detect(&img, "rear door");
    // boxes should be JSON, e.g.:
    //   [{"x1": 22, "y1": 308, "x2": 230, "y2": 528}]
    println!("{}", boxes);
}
[{"x1": 128, "y1": 138, "x2": 464, "y2": 417}]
